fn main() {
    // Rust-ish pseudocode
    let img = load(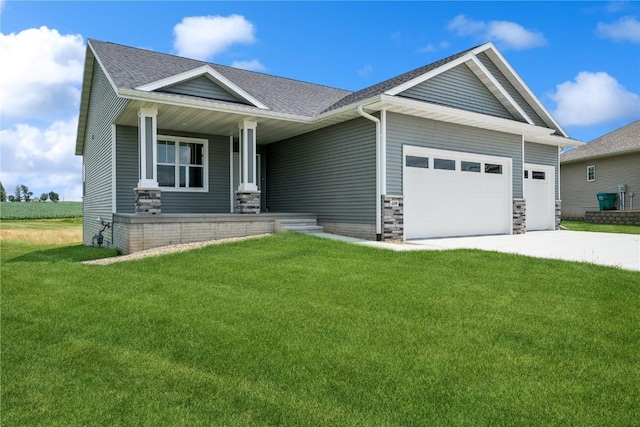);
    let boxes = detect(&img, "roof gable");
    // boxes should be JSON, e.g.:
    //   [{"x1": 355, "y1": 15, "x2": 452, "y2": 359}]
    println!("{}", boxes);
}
[
  {"x1": 397, "y1": 62, "x2": 517, "y2": 121},
  {"x1": 135, "y1": 65, "x2": 268, "y2": 109}
]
